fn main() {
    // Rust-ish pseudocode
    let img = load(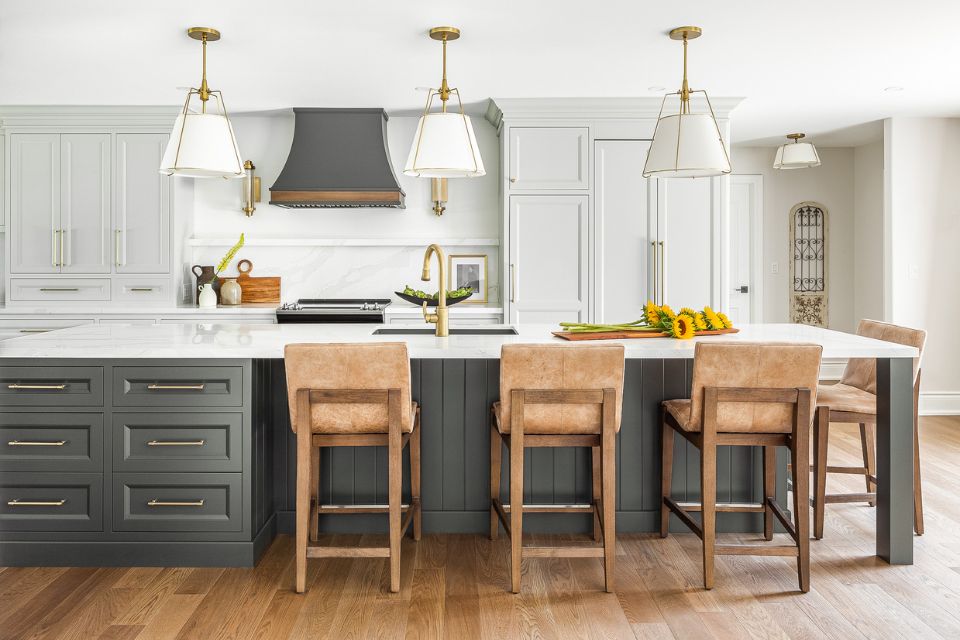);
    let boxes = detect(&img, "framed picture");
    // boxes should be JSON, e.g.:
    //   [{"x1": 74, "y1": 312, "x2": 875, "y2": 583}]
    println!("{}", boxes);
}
[{"x1": 448, "y1": 254, "x2": 488, "y2": 304}]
